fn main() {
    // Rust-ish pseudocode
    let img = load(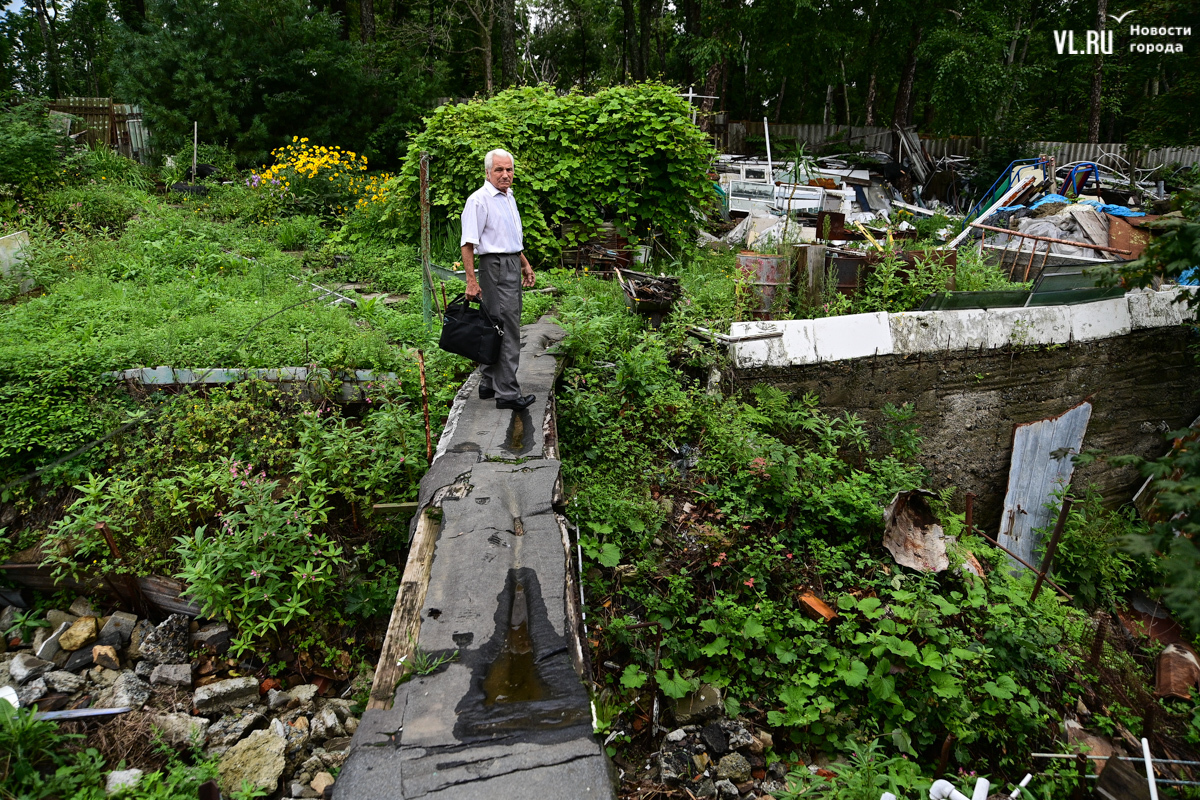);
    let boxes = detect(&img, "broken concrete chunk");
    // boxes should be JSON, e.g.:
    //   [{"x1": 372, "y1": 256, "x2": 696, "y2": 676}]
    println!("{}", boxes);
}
[
  {"x1": 206, "y1": 710, "x2": 268, "y2": 752},
  {"x1": 218, "y1": 730, "x2": 287, "y2": 795},
  {"x1": 140, "y1": 614, "x2": 191, "y2": 665},
  {"x1": 151, "y1": 663, "x2": 193, "y2": 688},
  {"x1": 311, "y1": 771, "x2": 335, "y2": 795},
  {"x1": 150, "y1": 713, "x2": 210, "y2": 748},
  {"x1": 311, "y1": 706, "x2": 345, "y2": 741},
  {"x1": 105, "y1": 673, "x2": 151, "y2": 709},
  {"x1": 191, "y1": 622, "x2": 232, "y2": 655},
  {"x1": 58, "y1": 616, "x2": 100, "y2": 652},
  {"x1": 68, "y1": 598, "x2": 98, "y2": 618},
  {"x1": 35, "y1": 621, "x2": 72, "y2": 662},
  {"x1": 44, "y1": 670, "x2": 84, "y2": 693},
  {"x1": 127, "y1": 619, "x2": 156, "y2": 659},
  {"x1": 10, "y1": 653, "x2": 54, "y2": 684},
  {"x1": 44, "y1": 609, "x2": 77, "y2": 629},
  {"x1": 716, "y1": 752, "x2": 751, "y2": 783},
  {"x1": 16, "y1": 677, "x2": 47, "y2": 707},
  {"x1": 105, "y1": 768, "x2": 143, "y2": 795},
  {"x1": 92, "y1": 645, "x2": 121, "y2": 671},
  {"x1": 194, "y1": 676, "x2": 259, "y2": 714},
  {"x1": 100, "y1": 612, "x2": 139, "y2": 647},
  {"x1": 671, "y1": 683, "x2": 722, "y2": 725}
]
